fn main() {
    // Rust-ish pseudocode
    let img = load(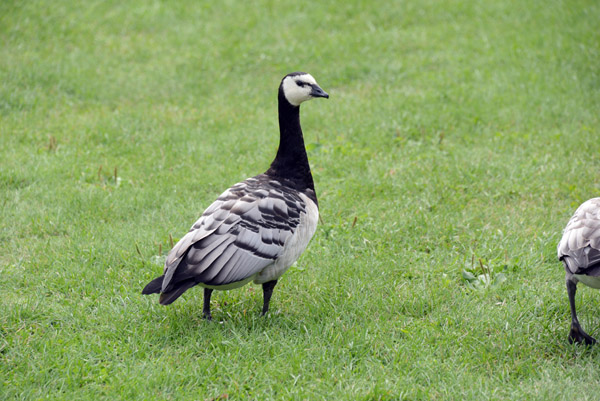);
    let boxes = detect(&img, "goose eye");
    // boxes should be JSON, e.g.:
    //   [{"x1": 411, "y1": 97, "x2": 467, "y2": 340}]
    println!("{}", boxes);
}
[{"x1": 296, "y1": 81, "x2": 307, "y2": 87}]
